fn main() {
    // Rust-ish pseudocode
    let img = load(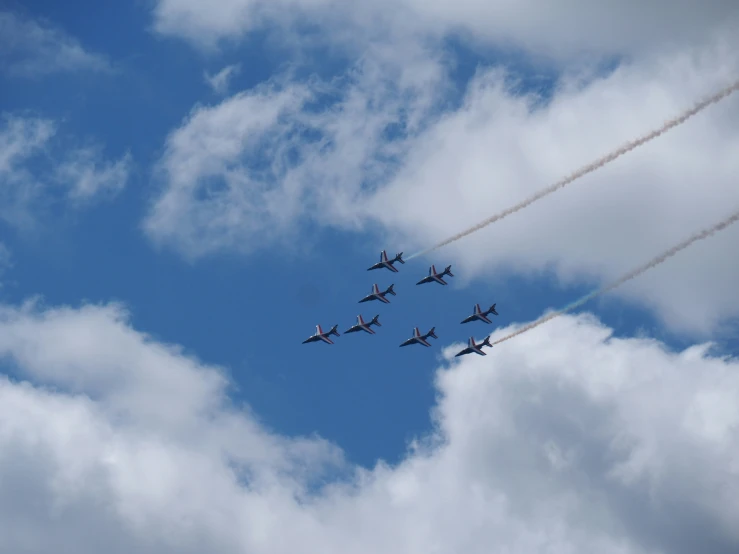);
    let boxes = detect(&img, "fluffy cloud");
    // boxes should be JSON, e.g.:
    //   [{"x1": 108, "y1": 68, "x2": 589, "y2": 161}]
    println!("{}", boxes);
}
[
  {"x1": 0, "y1": 300, "x2": 737, "y2": 553},
  {"x1": 144, "y1": 29, "x2": 739, "y2": 334},
  {"x1": 144, "y1": 40, "x2": 446, "y2": 258},
  {"x1": 55, "y1": 147, "x2": 133, "y2": 204},
  {"x1": 0, "y1": 114, "x2": 132, "y2": 228},
  {"x1": 151, "y1": 0, "x2": 739, "y2": 59},
  {"x1": 367, "y1": 46, "x2": 739, "y2": 336},
  {"x1": 0, "y1": 10, "x2": 110, "y2": 77},
  {"x1": 205, "y1": 64, "x2": 242, "y2": 95}
]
